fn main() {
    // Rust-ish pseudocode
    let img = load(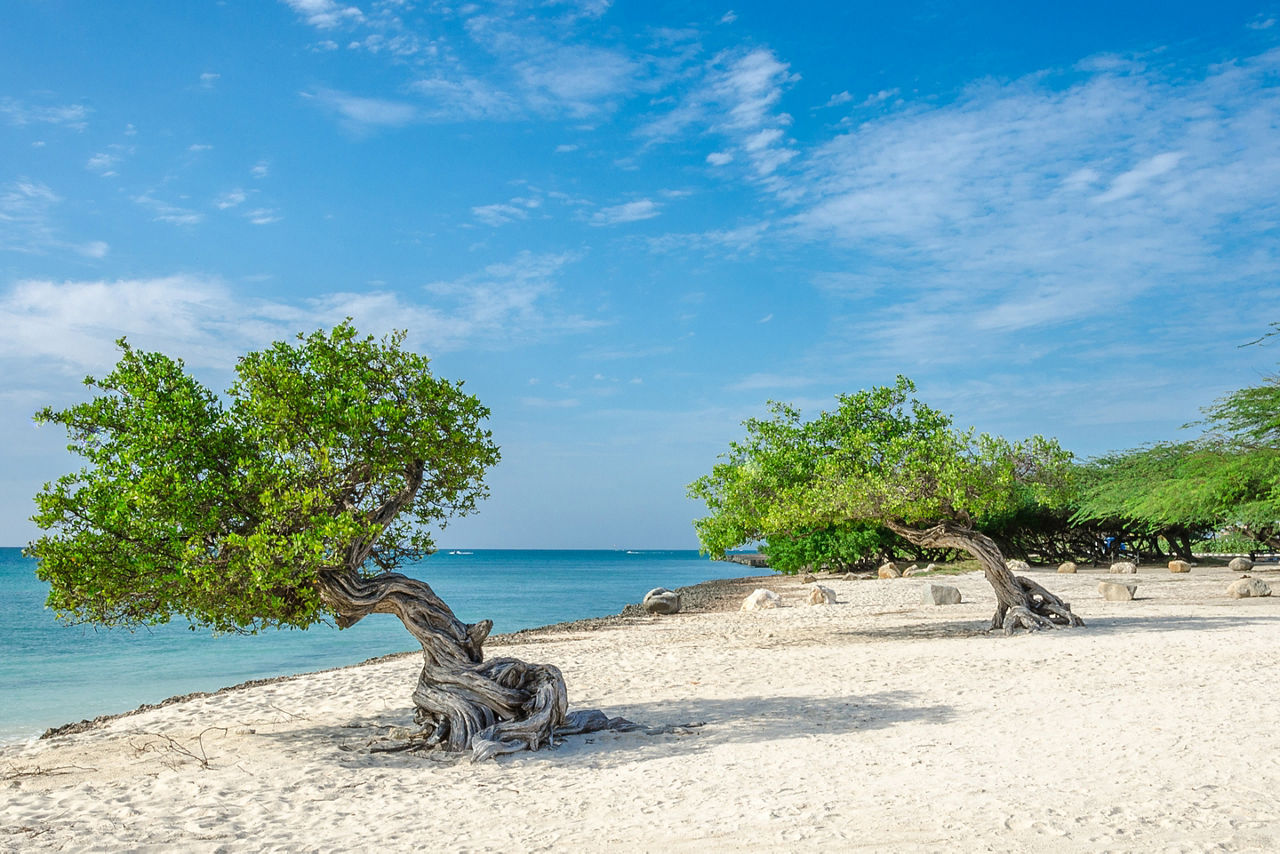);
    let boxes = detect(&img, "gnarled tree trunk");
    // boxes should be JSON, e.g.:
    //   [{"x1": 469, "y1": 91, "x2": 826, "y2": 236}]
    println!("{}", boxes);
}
[
  {"x1": 886, "y1": 521, "x2": 1084, "y2": 634},
  {"x1": 317, "y1": 569, "x2": 626, "y2": 760}
]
